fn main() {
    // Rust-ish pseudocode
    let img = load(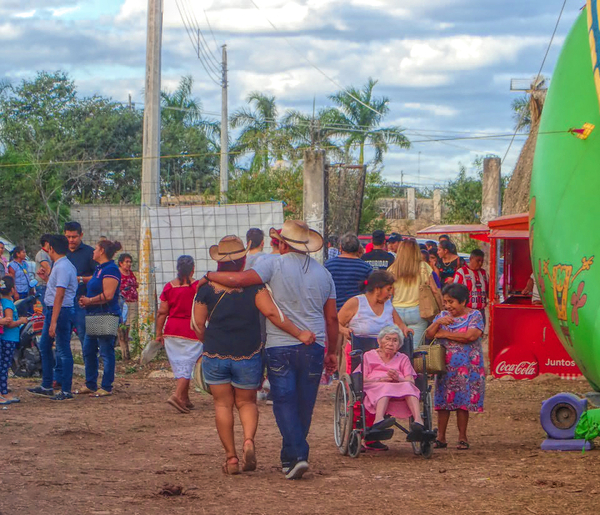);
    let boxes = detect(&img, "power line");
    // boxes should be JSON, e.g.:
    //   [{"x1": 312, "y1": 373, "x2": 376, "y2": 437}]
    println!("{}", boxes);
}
[
  {"x1": 501, "y1": 0, "x2": 567, "y2": 164},
  {"x1": 180, "y1": 0, "x2": 221, "y2": 72},
  {"x1": 247, "y1": 0, "x2": 384, "y2": 118},
  {"x1": 203, "y1": 9, "x2": 221, "y2": 56},
  {"x1": 174, "y1": 0, "x2": 221, "y2": 86},
  {"x1": 0, "y1": 131, "x2": 571, "y2": 171},
  {"x1": 183, "y1": 0, "x2": 221, "y2": 68}
]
